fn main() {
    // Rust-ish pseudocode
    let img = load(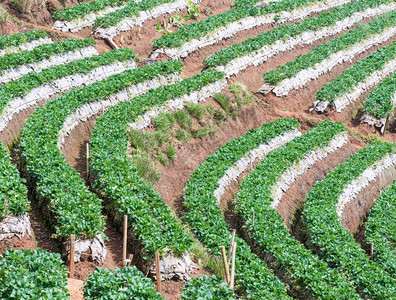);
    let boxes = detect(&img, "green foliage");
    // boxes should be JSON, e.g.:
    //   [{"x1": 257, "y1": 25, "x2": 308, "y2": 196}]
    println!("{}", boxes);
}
[
  {"x1": 153, "y1": 0, "x2": 326, "y2": 49},
  {"x1": 187, "y1": 0, "x2": 200, "y2": 19},
  {"x1": 157, "y1": 152, "x2": 168, "y2": 165},
  {"x1": 183, "y1": 118, "x2": 300, "y2": 299},
  {"x1": 192, "y1": 126, "x2": 209, "y2": 139},
  {"x1": 213, "y1": 93, "x2": 230, "y2": 113},
  {"x1": 303, "y1": 142, "x2": 396, "y2": 298},
  {"x1": 166, "y1": 144, "x2": 176, "y2": 161},
  {"x1": 0, "y1": 249, "x2": 69, "y2": 299},
  {"x1": 235, "y1": 121, "x2": 360, "y2": 299},
  {"x1": 175, "y1": 109, "x2": 193, "y2": 130},
  {"x1": 19, "y1": 60, "x2": 183, "y2": 239},
  {"x1": 263, "y1": 11, "x2": 396, "y2": 85},
  {"x1": 0, "y1": 48, "x2": 137, "y2": 114},
  {"x1": 89, "y1": 69, "x2": 224, "y2": 259},
  {"x1": 0, "y1": 38, "x2": 96, "y2": 72},
  {"x1": 0, "y1": 141, "x2": 29, "y2": 219},
  {"x1": 153, "y1": 112, "x2": 175, "y2": 132},
  {"x1": 363, "y1": 72, "x2": 396, "y2": 119},
  {"x1": 176, "y1": 129, "x2": 186, "y2": 141},
  {"x1": 316, "y1": 42, "x2": 396, "y2": 104},
  {"x1": 9, "y1": 0, "x2": 44, "y2": 14},
  {"x1": 182, "y1": 276, "x2": 235, "y2": 300},
  {"x1": 132, "y1": 150, "x2": 161, "y2": 184},
  {"x1": 365, "y1": 181, "x2": 396, "y2": 278},
  {"x1": 0, "y1": 30, "x2": 47, "y2": 50},
  {"x1": 228, "y1": 82, "x2": 253, "y2": 106},
  {"x1": 0, "y1": 4, "x2": 13, "y2": 22},
  {"x1": 187, "y1": 102, "x2": 206, "y2": 120},
  {"x1": 84, "y1": 266, "x2": 163, "y2": 299}
]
